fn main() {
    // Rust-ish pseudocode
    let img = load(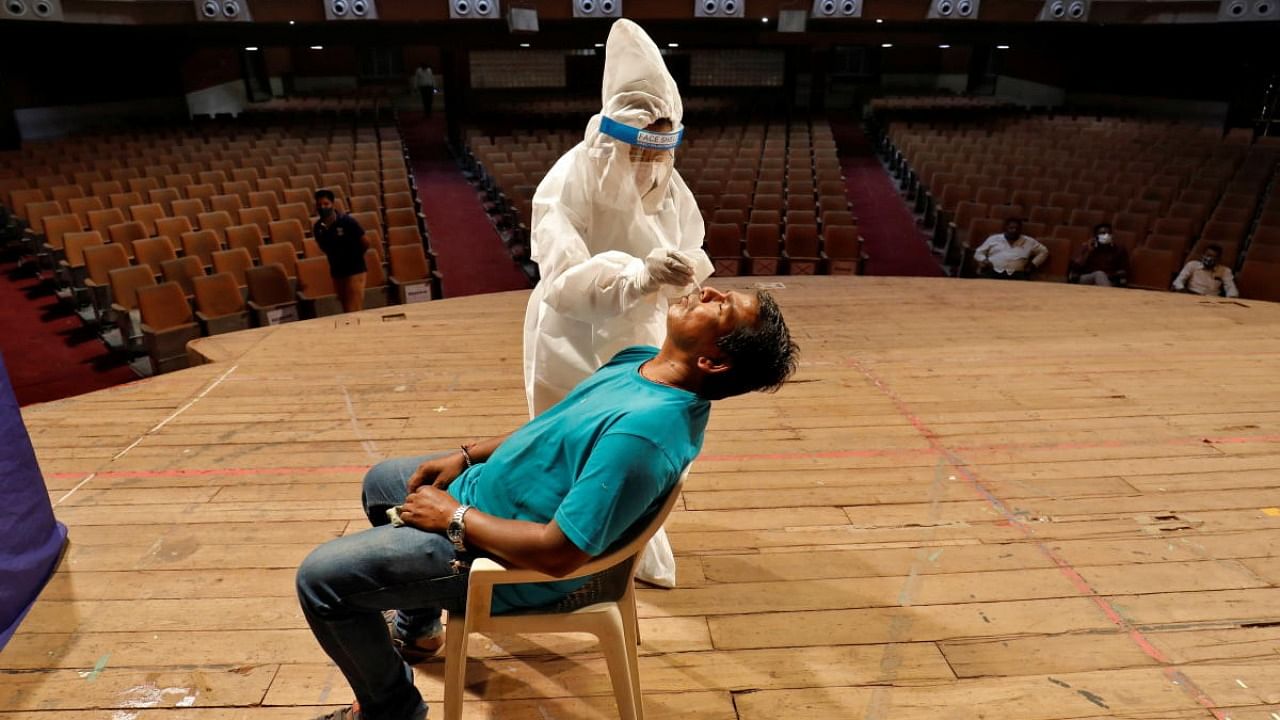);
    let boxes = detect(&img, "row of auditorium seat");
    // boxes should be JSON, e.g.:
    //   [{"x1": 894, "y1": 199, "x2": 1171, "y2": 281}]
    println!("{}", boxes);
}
[
  {"x1": 0, "y1": 117, "x2": 443, "y2": 374},
  {"x1": 881, "y1": 114, "x2": 1280, "y2": 301},
  {"x1": 464, "y1": 118, "x2": 865, "y2": 278}
]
